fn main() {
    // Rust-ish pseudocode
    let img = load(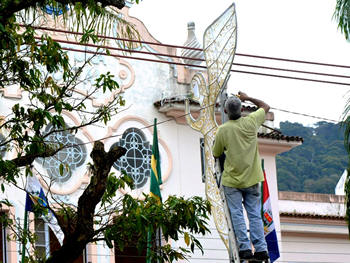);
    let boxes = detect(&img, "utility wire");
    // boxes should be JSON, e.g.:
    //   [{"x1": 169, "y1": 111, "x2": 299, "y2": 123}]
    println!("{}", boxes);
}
[
  {"x1": 243, "y1": 102, "x2": 338, "y2": 123},
  {"x1": 27, "y1": 47, "x2": 340, "y2": 149},
  {"x1": 28, "y1": 27, "x2": 348, "y2": 123},
  {"x1": 50, "y1": 44, "x2": 350, "y2": 87},
  {"x1": 27, "y1": 25, "x2": 350, "y2": 69},
  {"x1": 55, "y1": 43, "x2": 344, "y2": 123},
  {"x1": 29, "y1": 28, "x2": 343, "y2": 147},
  {"x1": 52, "y1": 43, "x2": 350, "y2": 86},
  {"x1": 41, "y1": 36, "x2": 350, "y2": 80}
]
